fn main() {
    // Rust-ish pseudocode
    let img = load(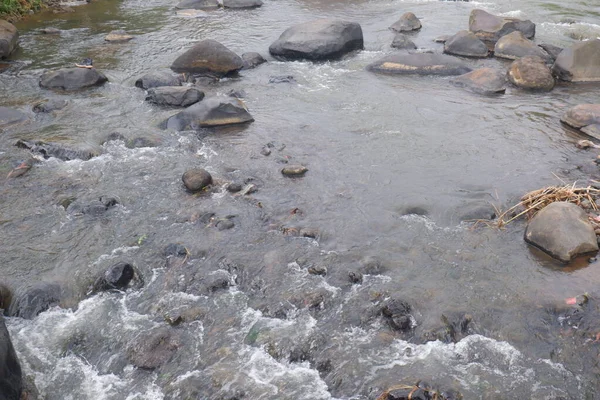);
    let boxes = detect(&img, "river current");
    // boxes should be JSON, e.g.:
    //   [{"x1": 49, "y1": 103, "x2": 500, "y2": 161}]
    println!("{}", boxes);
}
[{"x1": 2, "y1": 0, "x2": 600, "y2": 398}]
